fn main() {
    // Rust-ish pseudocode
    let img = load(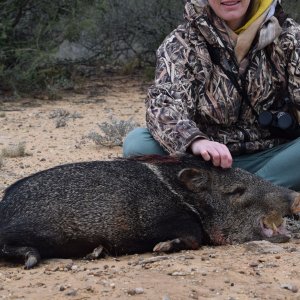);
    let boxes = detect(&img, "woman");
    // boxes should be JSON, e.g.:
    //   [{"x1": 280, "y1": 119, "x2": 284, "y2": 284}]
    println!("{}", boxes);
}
[{"x1": 123, "y1": 0, "x2": 300, "y2": 190}]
